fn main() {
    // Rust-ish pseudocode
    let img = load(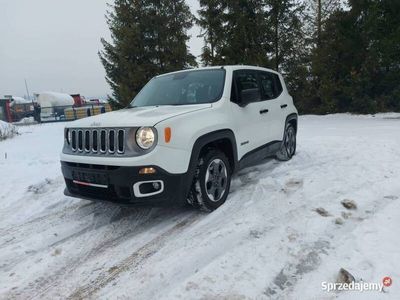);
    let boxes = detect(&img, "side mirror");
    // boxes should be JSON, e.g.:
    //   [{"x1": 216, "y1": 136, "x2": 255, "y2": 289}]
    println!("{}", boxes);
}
[{"x1": 239, "y1": 88, "x2": 260, "y2": 107}]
